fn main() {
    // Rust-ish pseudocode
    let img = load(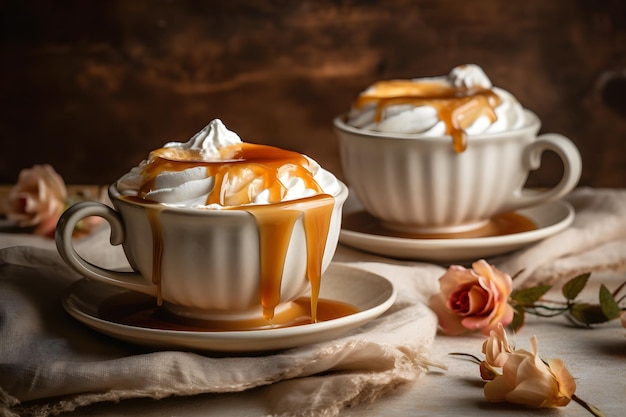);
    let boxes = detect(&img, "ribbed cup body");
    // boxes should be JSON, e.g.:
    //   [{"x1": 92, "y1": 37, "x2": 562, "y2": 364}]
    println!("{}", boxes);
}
[
  {"x1": 111, "y1": 183, "x2": 348, "y2": 319},
  {"x1": 335, "y1": 111, "x2": 579, "y2": 233}
]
